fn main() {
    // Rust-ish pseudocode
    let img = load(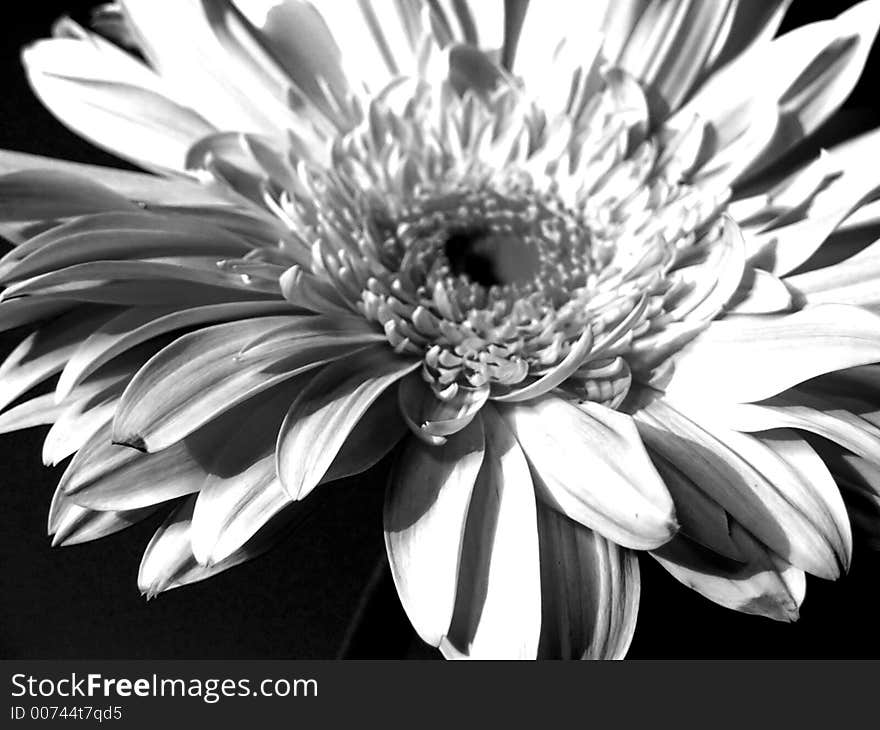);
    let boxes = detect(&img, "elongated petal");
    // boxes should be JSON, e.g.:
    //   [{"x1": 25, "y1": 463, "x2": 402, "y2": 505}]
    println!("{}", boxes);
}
[
  {"x1": 536, "y1": 504, "x2": 640, "y2": 660},
  {"x1": 0, "y1": 307, "x2": 117, "y2": 412},
  {"x1": 651, "y1": 526, "x2": 805, "y2": 622},
  {"x1": 617, "y1": 0, "x2": 732, "y2": 116},
  {"x1": 712, "y1": 395, "x2": 880, "y2": 464},
  {"x1": 0, "y1": 149, "x2": 231, "y2": 206},
  {"x1": 501, "y1": 395, "x2": 676, "y2": 550},
  {"x1": 189, "y1": 380, "x2": 302, "y2": 565},
  {"x1": 384, "y1": 420, "x2": 485, "y2": 647},
  {"x1": 751, "y1": 0, "x2": 880, "y2": 178},
  {"x1": 24, "y1": 37, "x2": 216, "y2": 171},
  {"x1": 637, "y1": 397, "x2": 849, "y2": 579},
  {"x1": 137, "y1": 495, "x2": 288, "y2": 597},
  {"x1": 665, "y1": 304, "x2": 880, "y2": 405},
  {"x1": 57, "y1": 300, "x2": 291, "y2": 399},
  {"x1": 0, "y1": 170, "x2": 136, "y2": 223},
  {"x1": 0, "y1": 260, "x2": 280, "y2": 304},
  {"x1": 1, "y1": 211, "x2": 252, "y2": 284},
  {"x1": 648, "y1": 452, "x2": 744, "y2": 562},
  {"x1": 759, "y1": 429, "x2": 852, "y2": 572},
  {"x1": 62, "y1": 424, "x2": 208, "y2": 511},
  {"x1": 321, "y1": 384, "x2": 407, "y2": 483},
  {"x1": 42, "y1": 387, "x2": 119, "y2": 467},
  {"x1": 113, "y1": 315, "x2": 380, "y2": 451},
  {"x1": 235, "y1": 0, "x2": 352, "y2": 126},
  {"x1": 277, "y1": 345, "x2": 419, "y2": 500},
  {"x1": 0, "y1": 392, "x2": 66, "y2": 434},
  {"x1": 701, "y1": 1, "x2": 792, "y2": 76},
  {"x1": 442, "y1": 406, "x2": 540, "y2": 660},
  {"x1": 48, "y1": 490, "x2": 158, "y2": 548},
  {"x1": 787, "y1": 233, "x2": 880, "y2": 309},
  {"x1": 121, "y1": 0, "x2": 305, "y2": 138}
]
